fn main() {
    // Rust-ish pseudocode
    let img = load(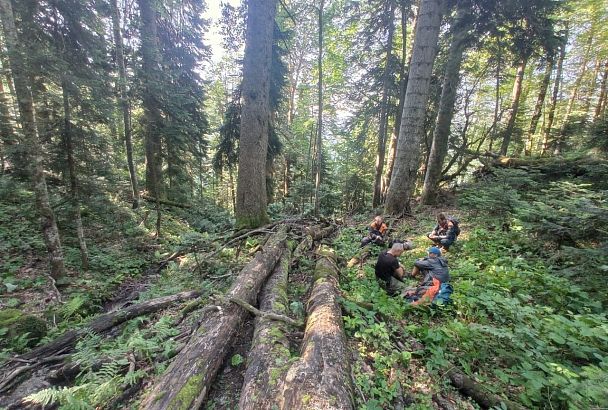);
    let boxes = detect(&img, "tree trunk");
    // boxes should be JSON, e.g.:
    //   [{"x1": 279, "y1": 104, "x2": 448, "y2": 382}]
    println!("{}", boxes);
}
[
  {"x1": 137, "y1": 0, "x2": 163, "y2": 198},
  {"x1": 0, "y1": 69, "x2": 17, "y2": 169},
  {"x1": 524, "y1": 59, "x2": 553, "y2": 156},
  {"x1": 111, "y1": 0, "x2": 139, "y2": 208},
  {"x1": 0, "y1": 290, "x2": 201, "y2": 394},
  {"x1": 275, "y1": 247, "x2": 354, "y2": 409},
  {"x1": 235, "y1": 0, "x2": 277, "y2": 228},
  {"x1": 313, "y1": 0, "x2": 324, "y2": 217},
  {"x1": 499, "y1": 58, "x2": 527, "y2": 156},
  {"x1": 541, "y1": 29, "x2": 567, "y2": 156},
  {"x1": 382, "y1": 1, "x2": 409, "y2": 200},
  {"x1": 384, "y1": 0, "x2": 443, "y2": 215},
  {"x1": 239, "y1": 251, "x2": 292, "y2": 410},
  {"x1": 372, "y1": 2, "x2": 395, "y2": 208},
  {"x1": 421, "y1": 8, "x2": 470, "y2": 204},
  {"x1": 62, "y1": 82, "x2": 88, "y2": 271},
  {"x1": 139, "y1": 228, "x2": 287, "y2": 410},
  {"x1": 593, "y1": 60, "x2": 608, "y2": 122},
  {"x1": 0, "y1": 0, "x2": 66, "y2": 280}
]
